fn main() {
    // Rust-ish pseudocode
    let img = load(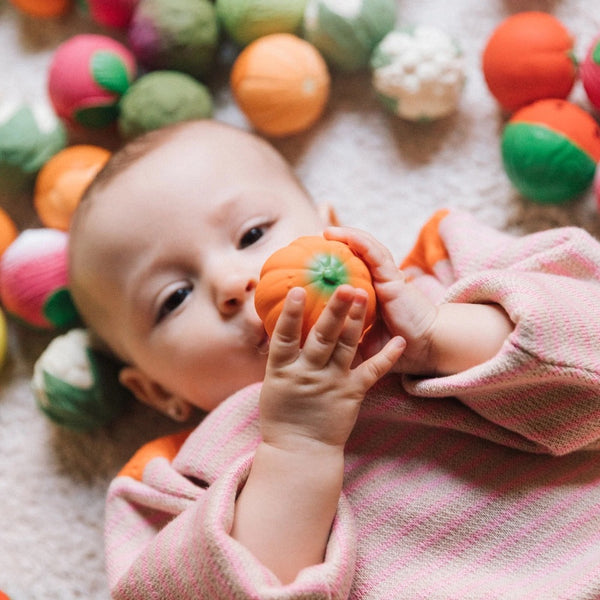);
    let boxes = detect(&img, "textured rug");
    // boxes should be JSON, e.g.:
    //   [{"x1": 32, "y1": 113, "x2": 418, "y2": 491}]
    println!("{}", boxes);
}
[{"x1": 1, "y1": 0, "x2": 600, "y2": 598}]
